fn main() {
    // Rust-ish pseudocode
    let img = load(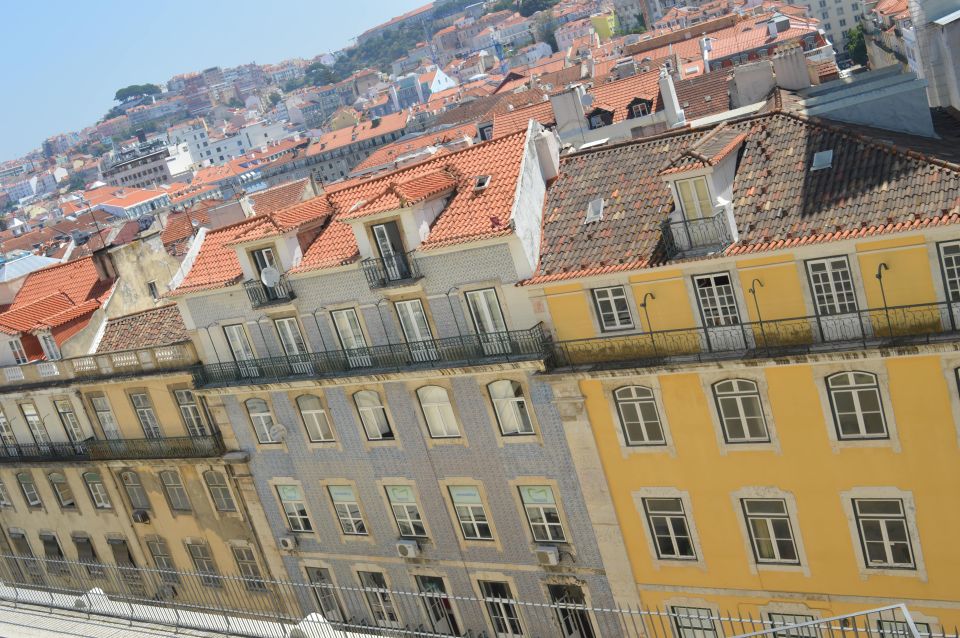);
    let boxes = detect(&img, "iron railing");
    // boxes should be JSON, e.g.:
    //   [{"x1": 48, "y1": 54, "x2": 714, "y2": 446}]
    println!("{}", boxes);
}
[
  {"x1": 87, "y1": 433, "x2": 224, "y2": 460},
  {"x1": 661, "y1": 211, "x2": 733, "y2": 258},
  {"x1": 244, "y1": 274, "x2": 296, "y2": 308},
  {"x1": 360, "y1": 251, "x2": 421, "y2": 288},
  {"x1": 0, "y1": 554, "x2": 946, "y2": 638},
  {"x1": 0, "y1": 434, "x2": 224, "y2": 464},
  {"x1": 193, "y1": 324, "x2": 549, "y2": 388},
  {"x1": 0, "y1": 441, "x2": 88, "y2": 463},
  {"x1": 552, "y1": 301, "x2": 960, "y2": 369}
]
